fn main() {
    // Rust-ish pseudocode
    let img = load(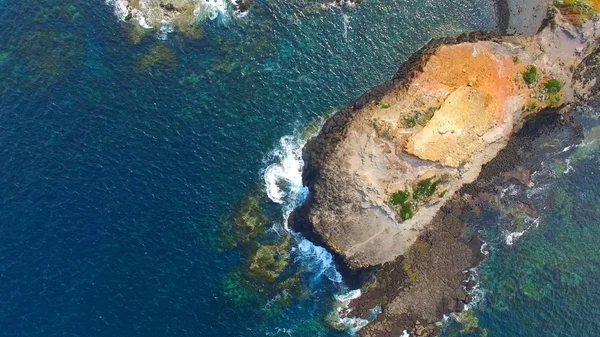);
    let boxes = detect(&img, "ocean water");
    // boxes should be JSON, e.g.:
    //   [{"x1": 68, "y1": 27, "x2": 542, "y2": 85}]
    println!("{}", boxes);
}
[
  {"x1": 443, "y1": 108, "x2": 600, "y2": 337},
  {"x1": 0, "y1": 0, "x2": 506, "y2": 336}
]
